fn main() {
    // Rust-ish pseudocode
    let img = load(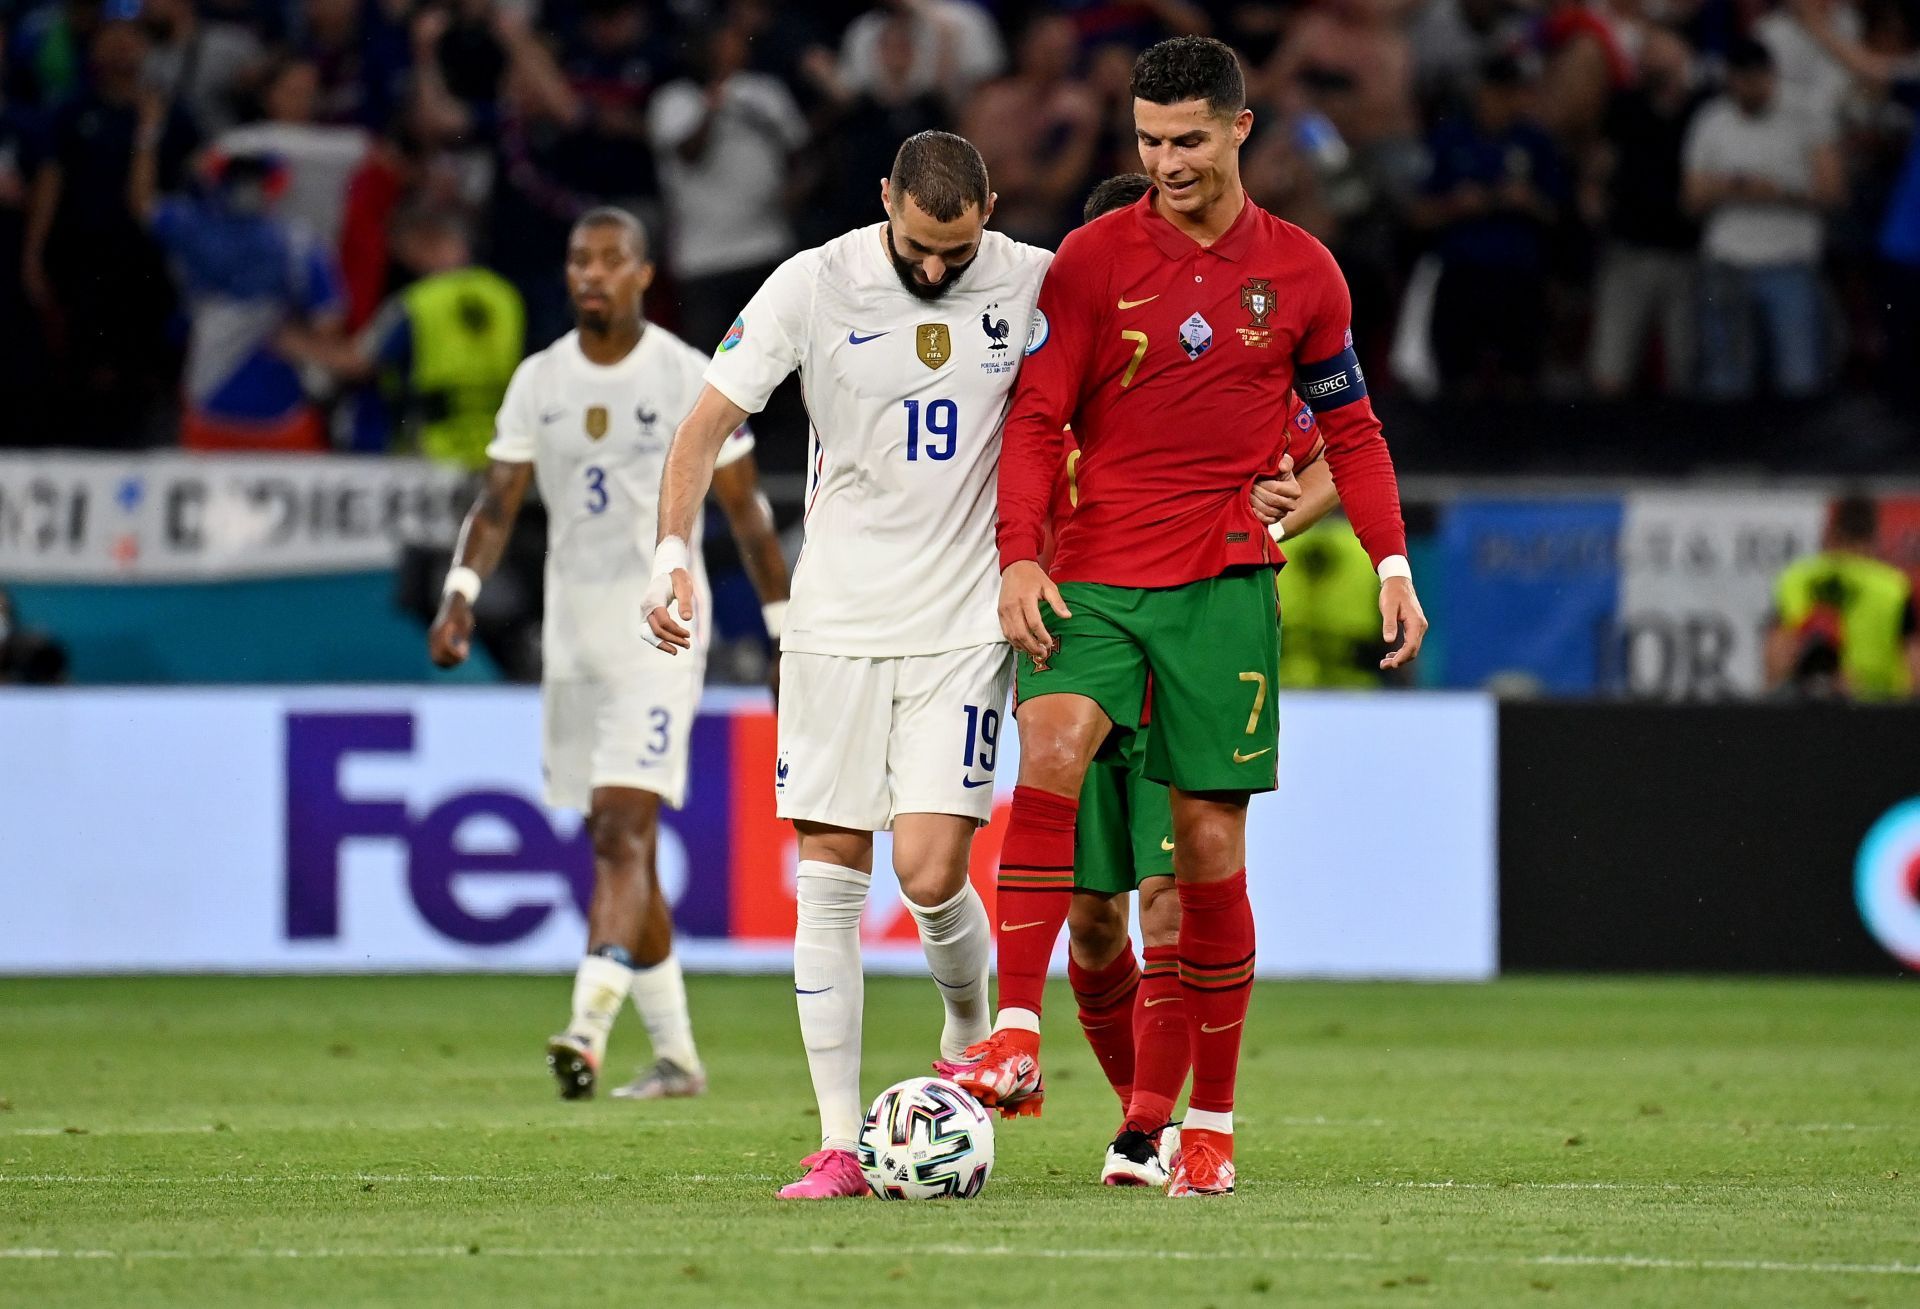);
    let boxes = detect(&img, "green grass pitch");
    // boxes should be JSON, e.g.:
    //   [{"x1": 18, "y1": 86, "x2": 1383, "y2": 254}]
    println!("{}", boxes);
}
[{"x1": 1, "y1": 975, "x2": 1915, "y2": 1307}]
